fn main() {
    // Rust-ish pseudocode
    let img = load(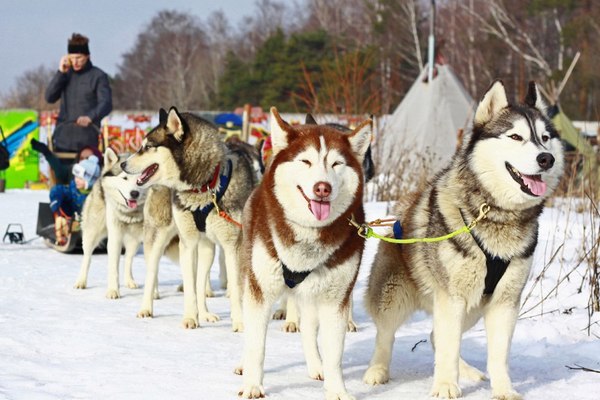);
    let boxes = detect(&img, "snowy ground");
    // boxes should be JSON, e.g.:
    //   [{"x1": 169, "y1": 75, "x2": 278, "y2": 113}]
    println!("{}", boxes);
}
[{"x1": 0, "y1": 189, "x2": 598, "y2": 400}]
